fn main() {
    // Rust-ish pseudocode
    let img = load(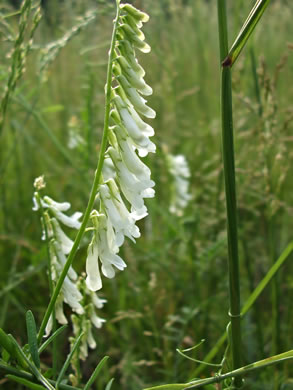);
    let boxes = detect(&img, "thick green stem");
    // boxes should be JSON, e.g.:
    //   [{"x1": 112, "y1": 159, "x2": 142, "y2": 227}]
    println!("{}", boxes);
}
[
  {"x1": 37, "y1": 3, "x2": 121, "y2": 343},
  {"x1": 217, "y1": 0, "x2": 242, "y2": 387}
]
